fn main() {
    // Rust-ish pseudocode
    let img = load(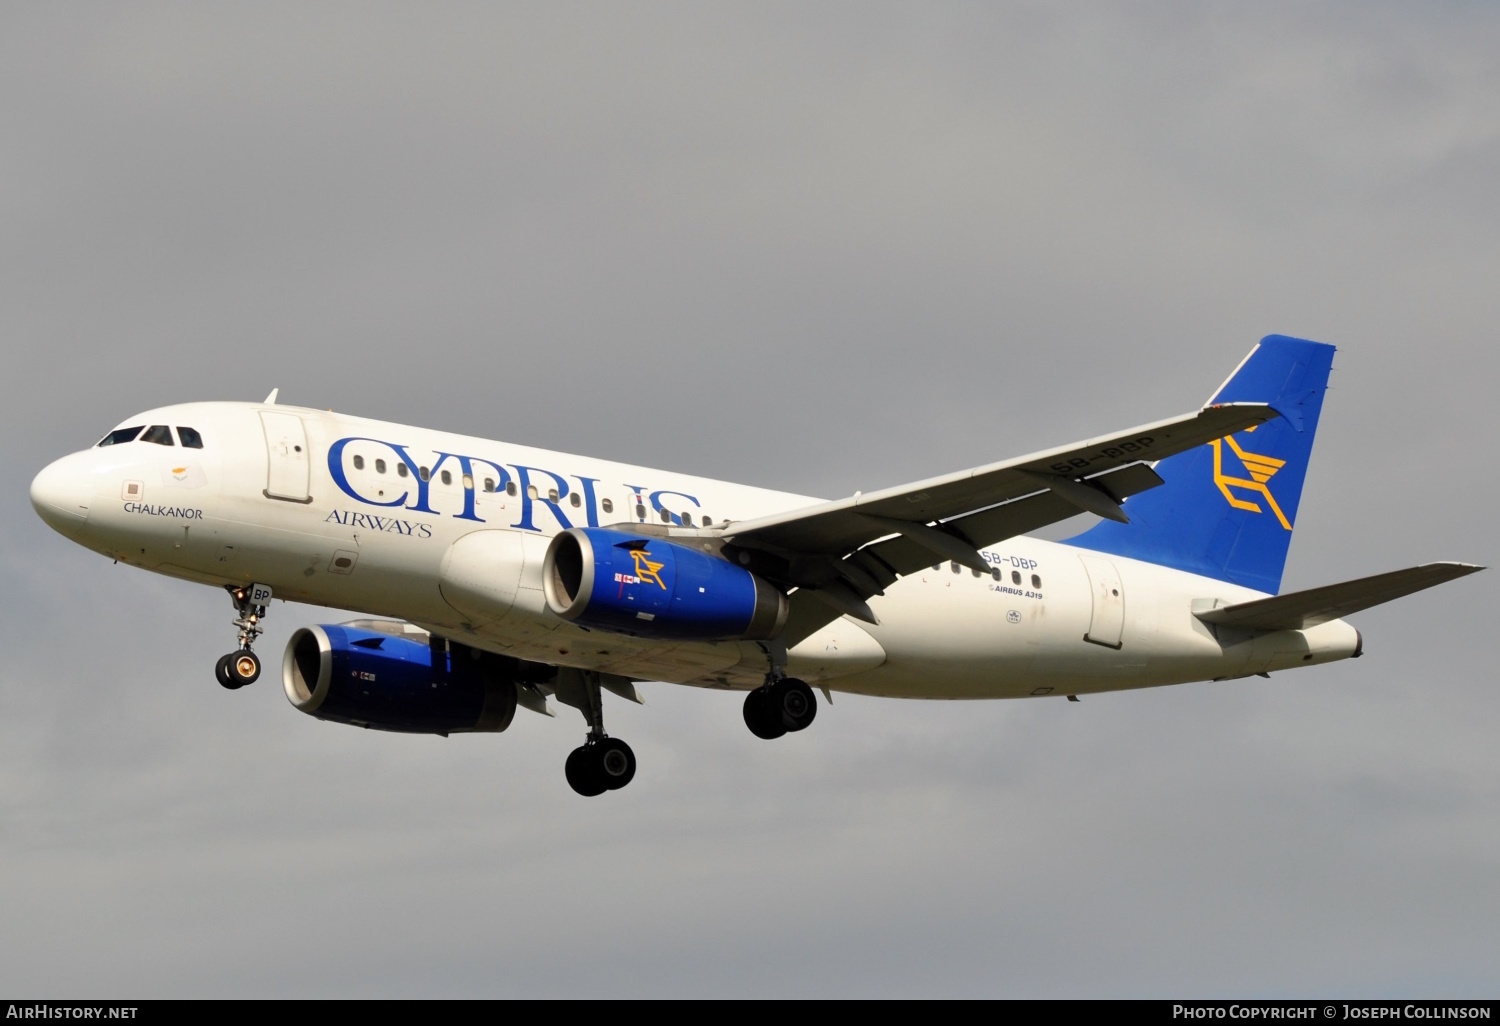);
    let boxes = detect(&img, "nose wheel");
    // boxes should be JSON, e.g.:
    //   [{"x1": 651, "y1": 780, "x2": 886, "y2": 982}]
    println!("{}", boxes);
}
[
  {"x1": 215, "y1": 650, "x2": 262, "y2": 690},
  {"x1": 216, "y1": 583, "x2": 271, "y2": 690}
]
